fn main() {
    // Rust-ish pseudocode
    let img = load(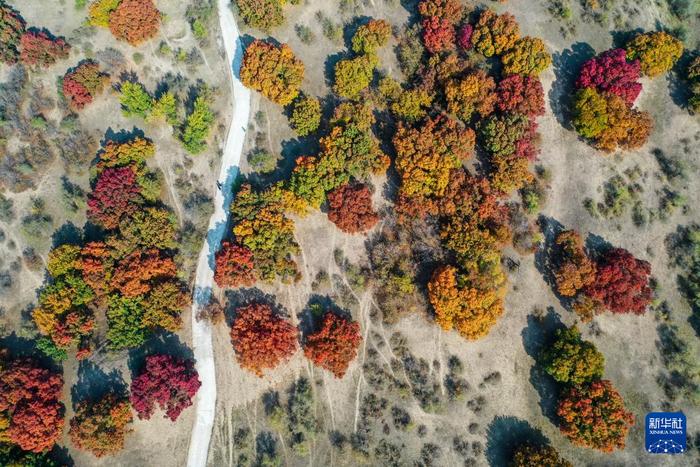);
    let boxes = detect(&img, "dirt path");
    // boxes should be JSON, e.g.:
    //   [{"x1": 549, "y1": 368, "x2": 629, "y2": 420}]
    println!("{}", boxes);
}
[{"x1": 186, "y1": 2, "x2": 251, "y2": 466}]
